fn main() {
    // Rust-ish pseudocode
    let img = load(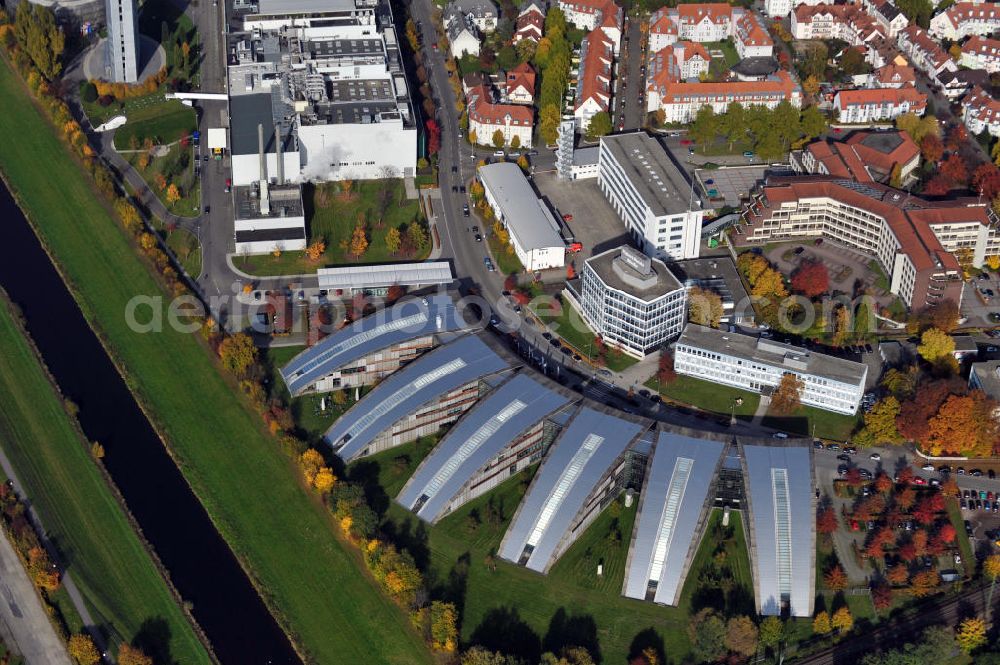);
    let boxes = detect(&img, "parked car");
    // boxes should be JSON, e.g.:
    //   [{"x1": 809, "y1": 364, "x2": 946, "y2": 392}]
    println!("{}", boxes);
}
[
  {"x1": 827, "y1": 443, "x2": 840, "y2": 451},
  {"x1": 869, "y1": 452, "x2": 881, "y2": 460}
]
